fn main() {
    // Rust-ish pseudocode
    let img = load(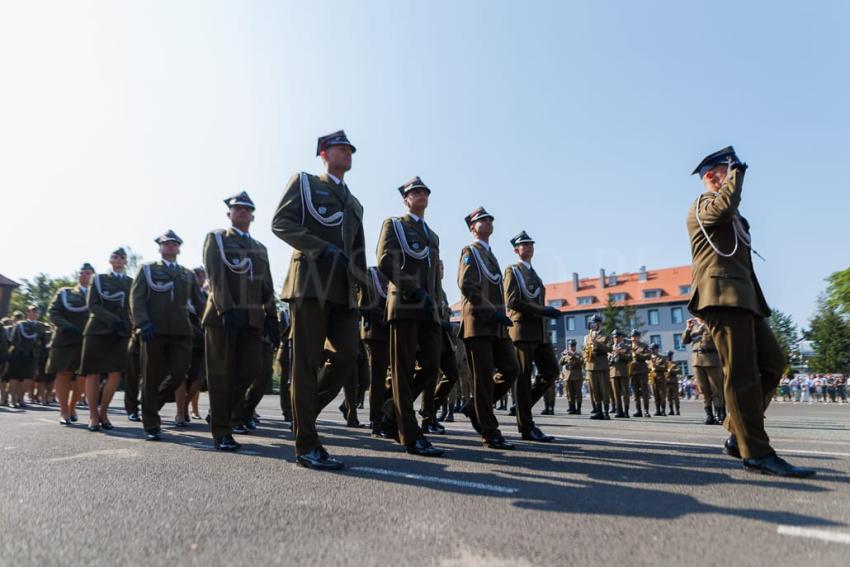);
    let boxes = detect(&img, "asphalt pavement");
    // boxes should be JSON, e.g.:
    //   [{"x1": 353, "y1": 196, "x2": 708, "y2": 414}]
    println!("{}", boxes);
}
[{"x1": 1, "y1": 395, "x2": 848, "y2": 566}]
